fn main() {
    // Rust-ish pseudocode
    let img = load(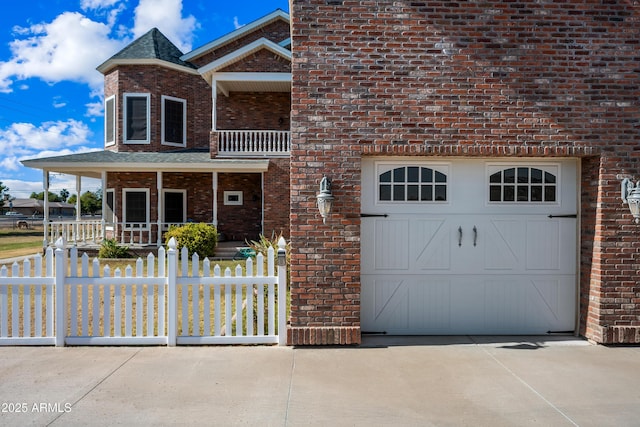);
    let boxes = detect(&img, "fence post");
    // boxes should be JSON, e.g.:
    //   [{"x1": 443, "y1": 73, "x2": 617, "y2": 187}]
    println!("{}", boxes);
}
[
  {"x1": 277, "y1": 237, "x2": 287, "y2": 346},
  {"x1": 54, "y1": 237, "x2": 66, "y2": 347},
  {"x1": 167, "y1": 237, "x2": 177, "y2": 346}
]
